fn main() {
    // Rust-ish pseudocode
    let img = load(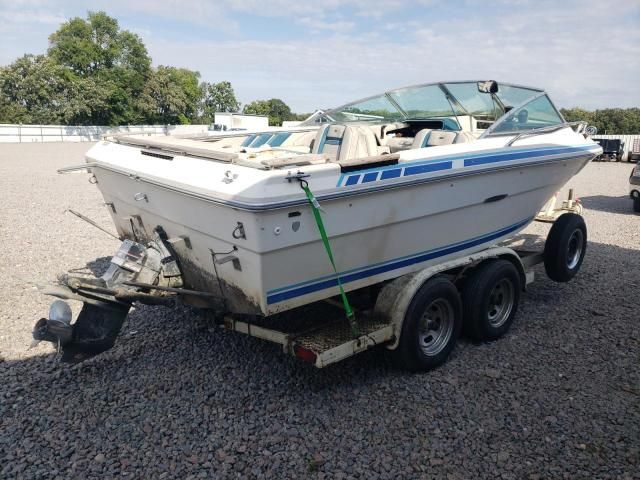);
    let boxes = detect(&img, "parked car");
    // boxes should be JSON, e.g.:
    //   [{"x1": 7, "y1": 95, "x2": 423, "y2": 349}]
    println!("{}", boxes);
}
[
  {"x1": 630, "y1": 164, "x2": 640, "y2": 212},
  {"x1": 592, "y1": 138, "x2": 625, "y2": 162}
]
